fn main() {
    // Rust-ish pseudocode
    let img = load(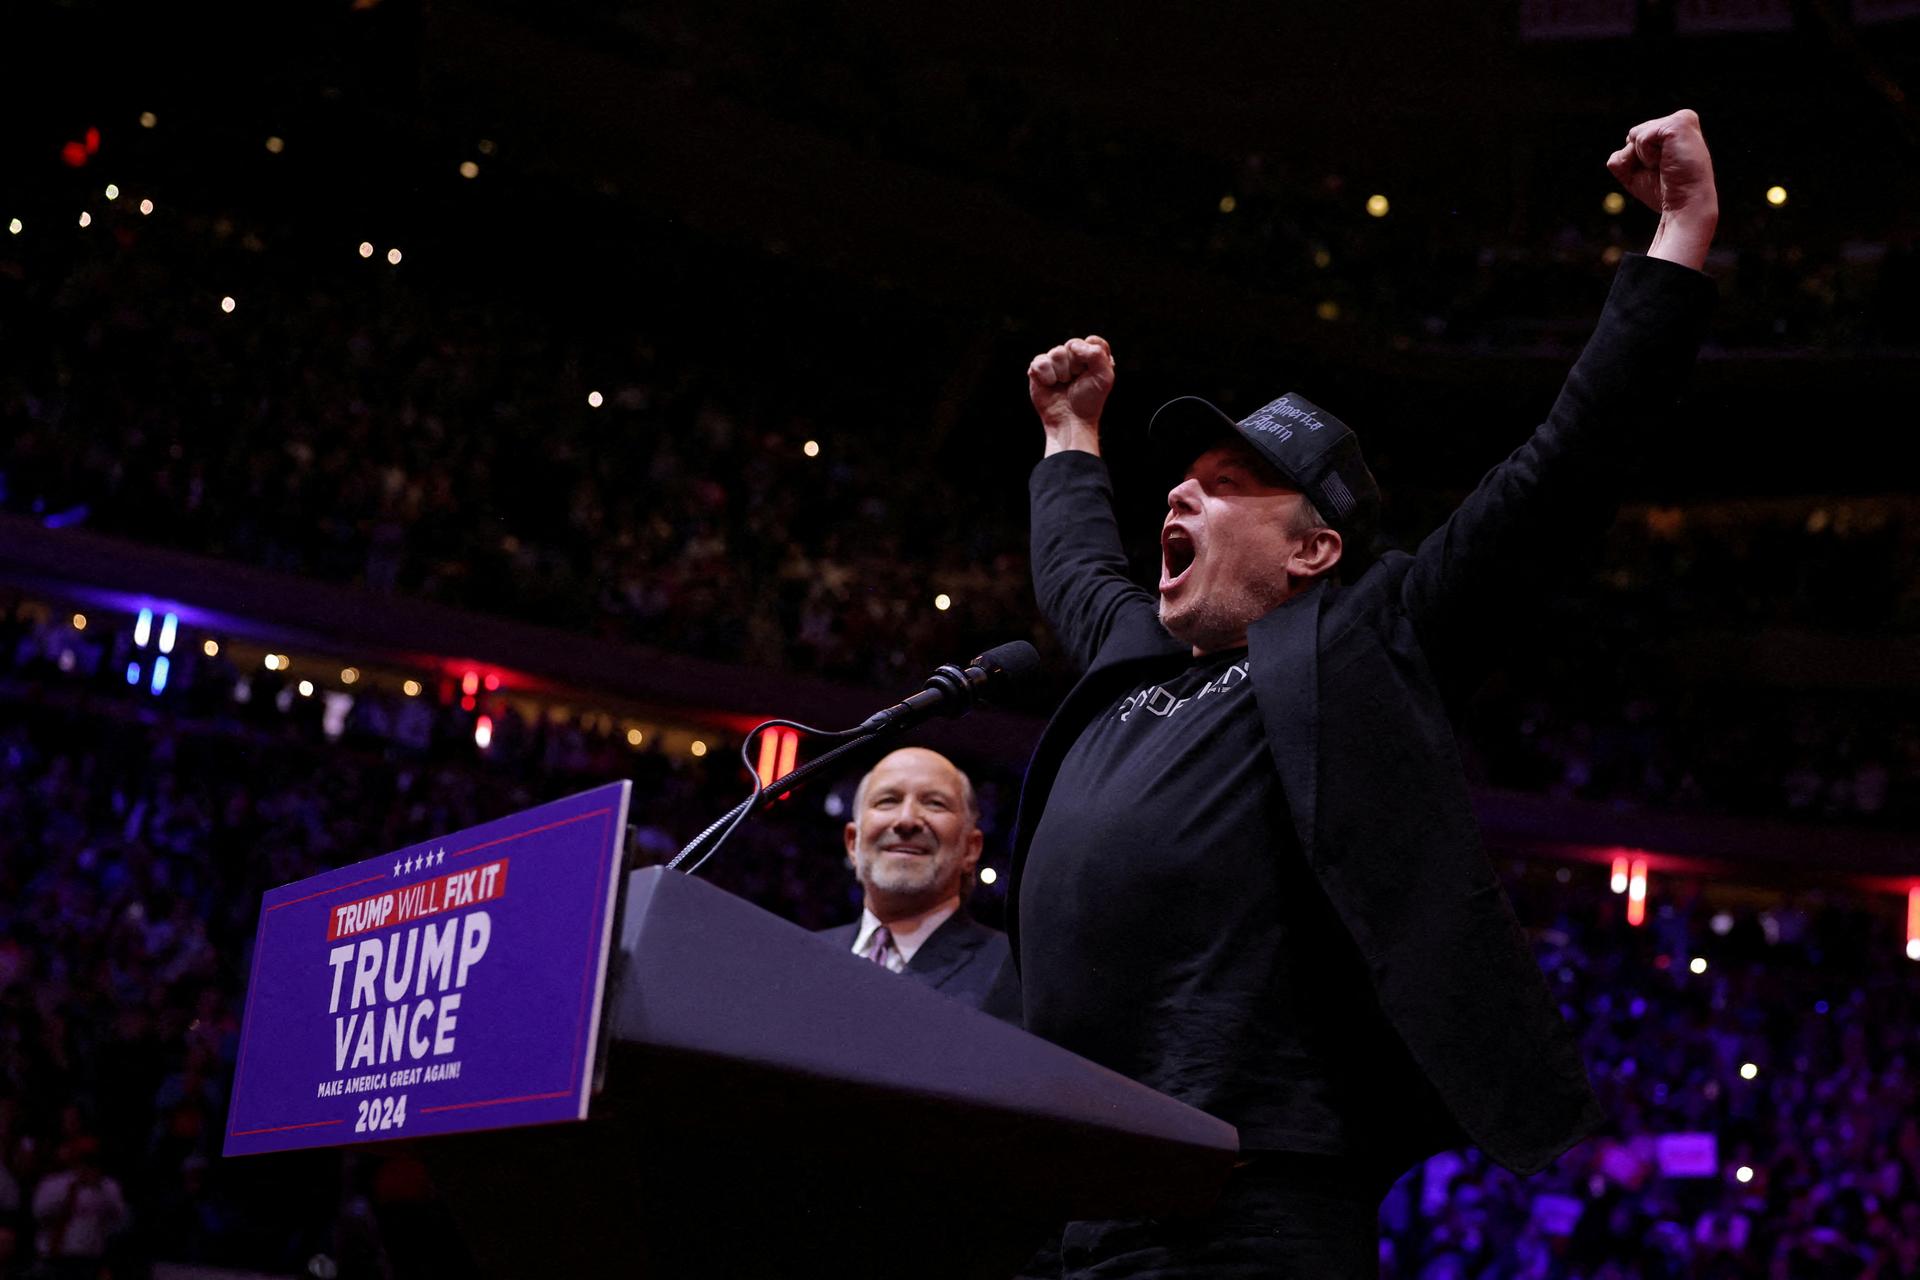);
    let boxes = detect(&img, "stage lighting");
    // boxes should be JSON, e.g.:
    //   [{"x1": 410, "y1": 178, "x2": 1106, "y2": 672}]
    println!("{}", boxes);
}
[
  {"x1": 1602, "y1": 192, "x2": 1625, "y2": 215},
  {"x1": 265, "y1": 136, "x2": 285, "y2": 154},
  {"x1": 7, "y1": 219, "x2": 19, "y2": 235},
  {"x1": 104, "y1": 184, "x2": 119, "y2": 201},
  {"x1": 626, "y1": 728, "x2": 643, "y2": 746},
  {"x1": 934, "y1": 594, "x2": 951, "y2": 612},
  {"x1": 298, "y1": 680, "x2": 315, "y2": 697},
  {"x1": 203, "y1": 640, "x2": 220, "y2": 657},
  {"x1": 359, "y1": 242, "x2": 374, "y2": 259},
  {"x1": 139, "y1": 199, "x2": 153, "y2": 215},
  {"x1": 1366, "y1": 194, "x2": 1389, "y2": 218},
  {"x1": 474, "y1": 715, "x2": 494, "y2": 749},
  {"x1": 460, "y1": 161, "x2": 480, "y2": 179},
  {"x1": 71, "y1": 613, "x2": 87, "y2": 630},
  {"x1": 341, "y1": 667, "x2": 360, "y2": 684},
  {"x1": 78, "y1": 212, "x2": 92, "y2": 228},
  {"x1": 1766, "y1": 185, "x2": 1787, "y2": 207},
  {"x1": 690, "y1": 740, "x2": 708, "y2": 758},
  {"x1": 139, "y1": 111, "x2": 157, "y2": 128},
  {"x1": 221, "y1": 296, "x2": 235, "y2": 313},
  {"x1": 1689, "y1": 957, "x2": 1707, "y2": 974},
  {"x1": 134, "y1": 608, "x2": 152, "y2": 647},
  {"x1": 158, "y1": 613, "x2": 177, "y2": 654},
  {"x1": 1739, "y1": 1063, "x2": 1758, "y2": 1080},
  {"x1": 587, "y1": 391, "x2": 603, "y2": 408},
  {"x1": 980, "y1": 867, "x2": 998, "y2": 885},
  {"x1": 403, "y1": 680, "x2": 422, "y2": 697},
  {"x1": 387, "y1": 248, "x2": 402, "y2": 265},
  {"x1": 803, "y1": 440, "x2": 820, "y2": 457},
  {"x1": 1218, "y1": 195, "x2": 1237, "y2": 214},
  {"x1": 150, "y1": 656, "x2": 170, "y2": 695}
]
